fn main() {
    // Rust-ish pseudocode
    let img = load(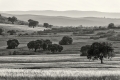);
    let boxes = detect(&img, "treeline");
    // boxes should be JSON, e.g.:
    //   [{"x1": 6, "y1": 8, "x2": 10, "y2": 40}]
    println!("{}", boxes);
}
[{"x1": 6, "y1": 36, "x2": 73, "y2": 54}]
